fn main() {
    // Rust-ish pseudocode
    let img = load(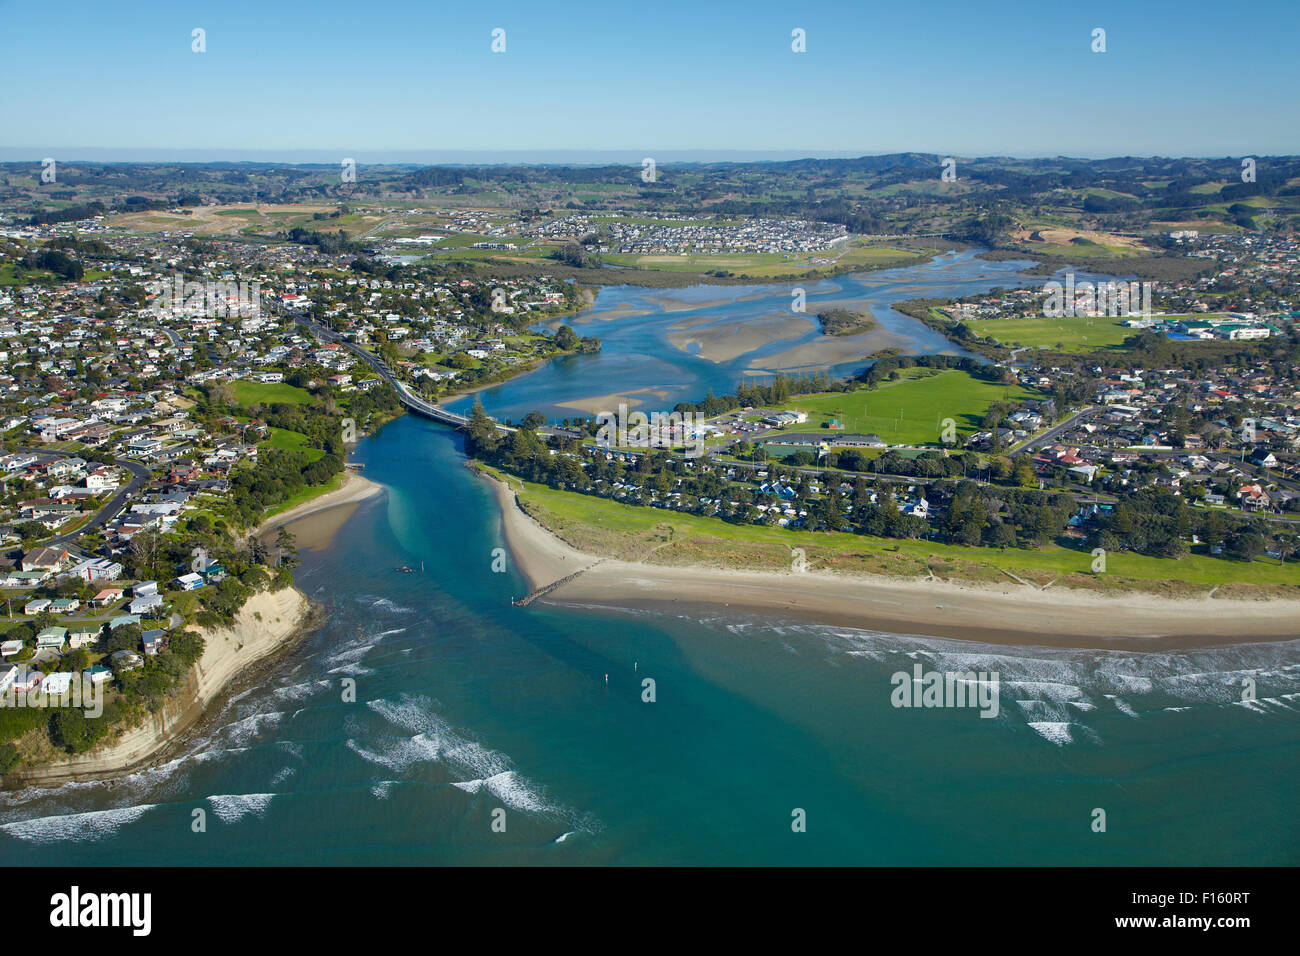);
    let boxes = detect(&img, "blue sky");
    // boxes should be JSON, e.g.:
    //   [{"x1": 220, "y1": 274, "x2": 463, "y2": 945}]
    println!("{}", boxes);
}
[{"x1": 2, "y1": 0, "x2": 1297, "y2": 161}]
